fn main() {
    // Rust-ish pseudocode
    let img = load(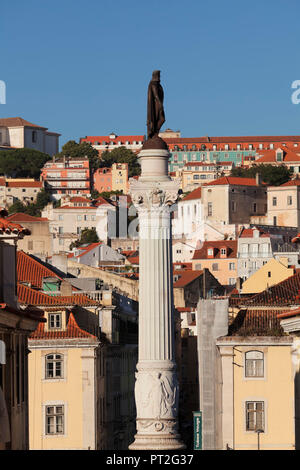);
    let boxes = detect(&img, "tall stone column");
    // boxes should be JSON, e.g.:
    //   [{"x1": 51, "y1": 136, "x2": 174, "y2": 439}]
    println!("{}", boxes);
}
[{"x1": 129, "y1": 139, "x2": 185, "y2": 450}]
